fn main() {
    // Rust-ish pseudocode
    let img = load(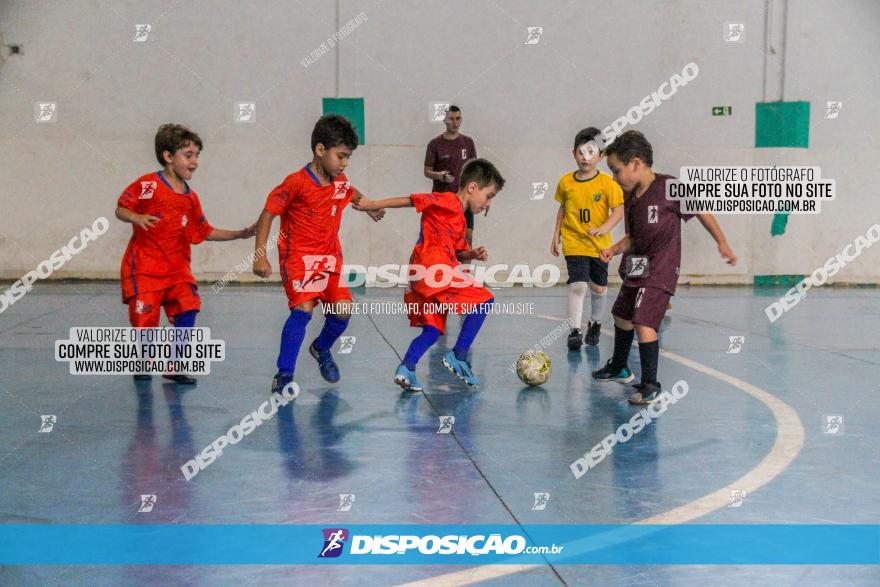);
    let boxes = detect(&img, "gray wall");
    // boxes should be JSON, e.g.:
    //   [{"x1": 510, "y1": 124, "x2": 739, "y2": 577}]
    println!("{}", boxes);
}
[{"x1": 1, "y1": 0, "x2": 878, "y2": 284}]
